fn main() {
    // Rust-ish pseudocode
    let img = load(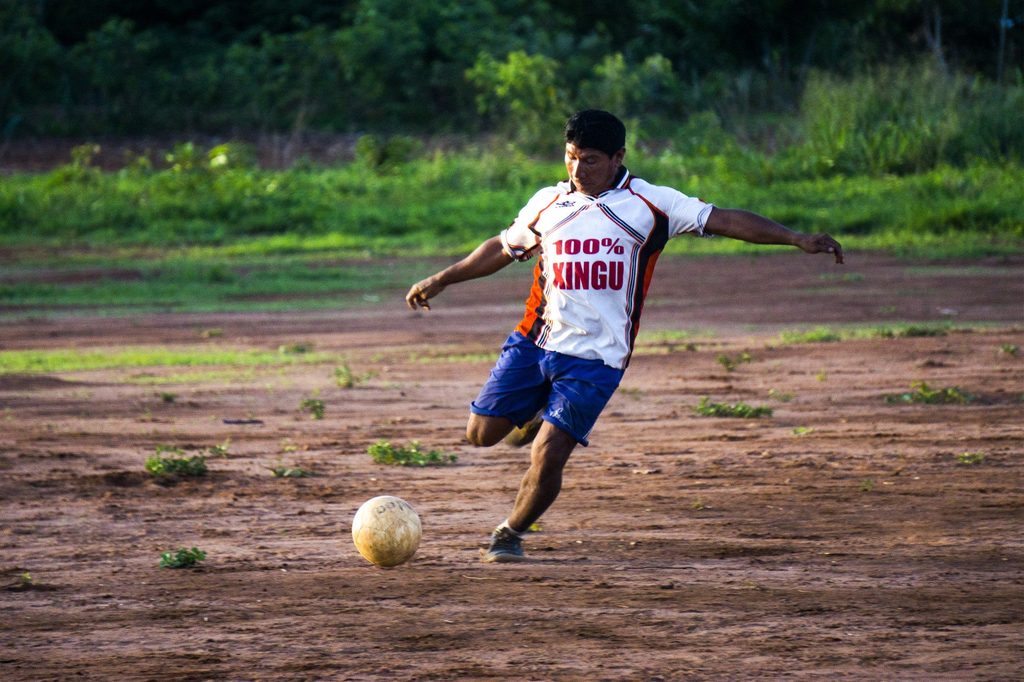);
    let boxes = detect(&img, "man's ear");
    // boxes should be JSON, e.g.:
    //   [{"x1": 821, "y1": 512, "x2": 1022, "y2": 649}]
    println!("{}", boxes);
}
[{"x1": 613, "y1": 148, "x2": 626, "y2": 165}]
